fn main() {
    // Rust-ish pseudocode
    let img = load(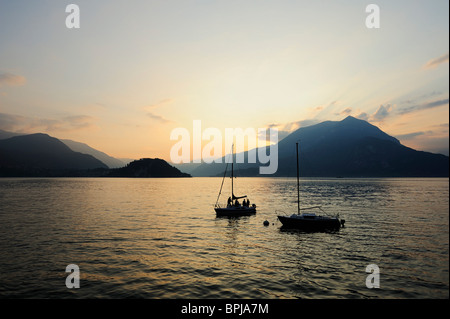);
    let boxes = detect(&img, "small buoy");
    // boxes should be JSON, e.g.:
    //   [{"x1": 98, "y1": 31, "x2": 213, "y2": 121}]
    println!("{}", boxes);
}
[{"x1": 263, "y1": 220, "x2": 269, "y2": 226}]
